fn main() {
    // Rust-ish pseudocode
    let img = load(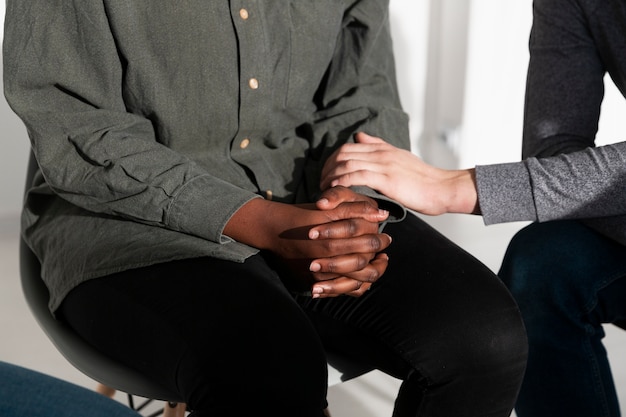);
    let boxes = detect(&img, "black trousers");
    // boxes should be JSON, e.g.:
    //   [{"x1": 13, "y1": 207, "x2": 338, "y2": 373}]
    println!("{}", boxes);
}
[{"x1": 59, "y1": 214, "x2": 527, "y2": 417}]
